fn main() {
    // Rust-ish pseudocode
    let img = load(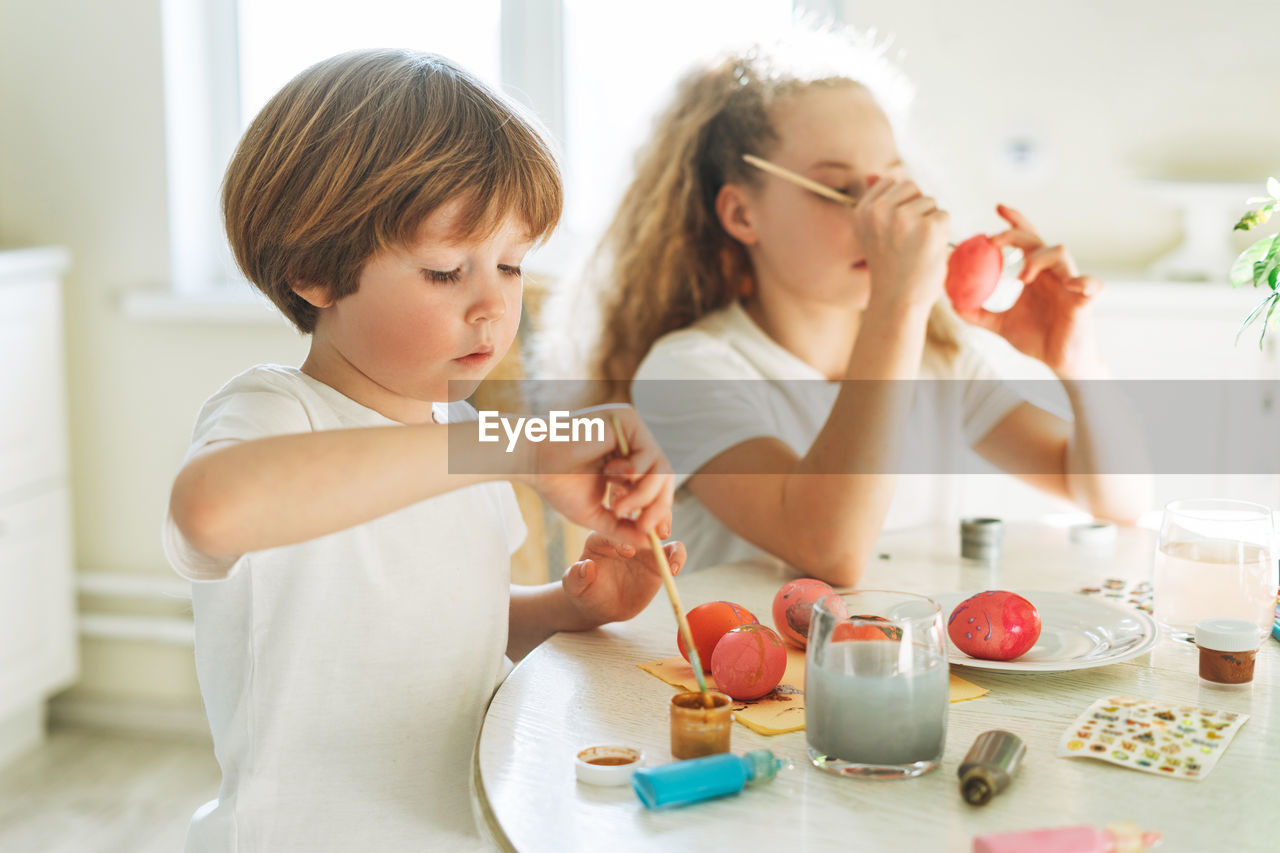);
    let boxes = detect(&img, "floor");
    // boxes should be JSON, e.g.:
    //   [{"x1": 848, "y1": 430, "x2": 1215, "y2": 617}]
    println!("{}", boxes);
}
[{"x1": 0, "y1": 724, "x2": 219, "y2": 853}]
